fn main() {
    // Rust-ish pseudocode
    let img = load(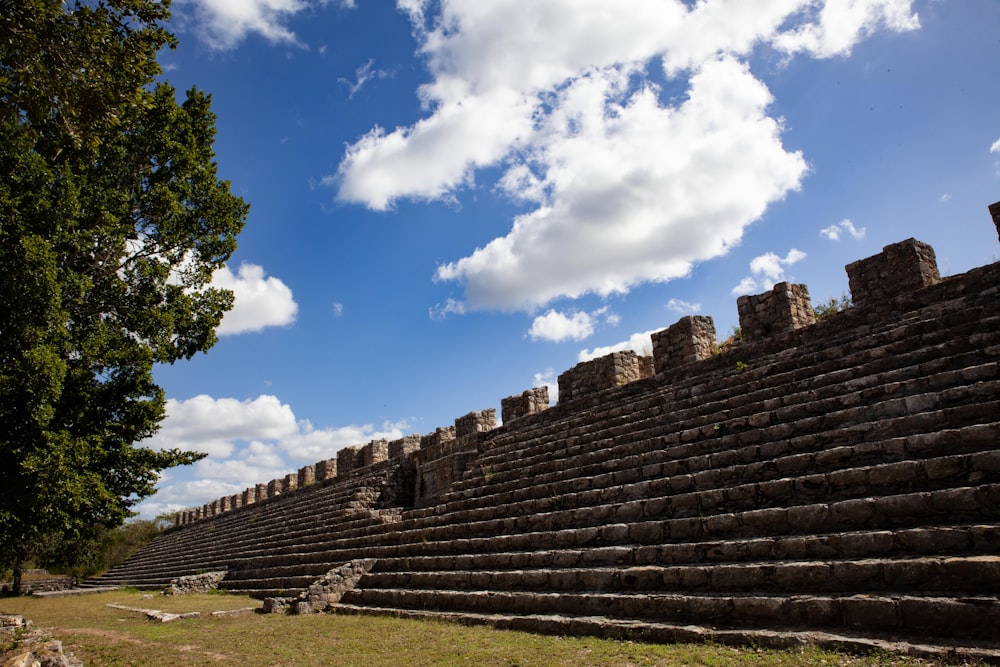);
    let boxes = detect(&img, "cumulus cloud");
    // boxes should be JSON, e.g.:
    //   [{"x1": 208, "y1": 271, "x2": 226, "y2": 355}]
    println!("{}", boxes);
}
[
  {"x1": 578, "y1": 329, "x2": 659, "y2": 363},
  {"x1": 528, "y1": 310, "x2": 596, "y2": 342},
  {"x1": 772, "y1": 0, "x2": 919, "y2": 58},
  {"x1": 731, "y1": 248, "x2": 807, "y2": 296},
  {"x1": 526, "y1": 306, "x2": 616, "y2": 342},
  {"x1": 181, "y1": 0, "x2": 311, "y2": 50},
  {"x1": 213, "y1": 263, "x2": 298, "y2": 335},
  {"x1": 136, "y1": 394, "x2": 409, "y2": 518},
  {"x1": 819, "y1": 219, "x2": 866, "y2": 241},
  {"x1": 331, "y1": 0, "x2": 916, "y2": 312},
  {"x1": 435, "y1": 58, "x2": 808, "y2": 311},
  {"x1": 991, "y1": 138, "x2": 1000, "y2": 154}
]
